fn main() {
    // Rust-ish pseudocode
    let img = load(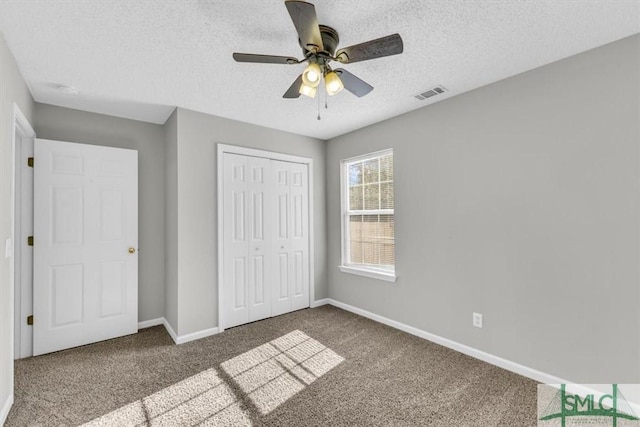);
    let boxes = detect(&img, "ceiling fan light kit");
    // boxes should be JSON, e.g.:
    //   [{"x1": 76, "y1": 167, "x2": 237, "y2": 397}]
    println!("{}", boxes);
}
[{"x1": 233, "y1": 0, "x2": 403, "y2": 103}]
